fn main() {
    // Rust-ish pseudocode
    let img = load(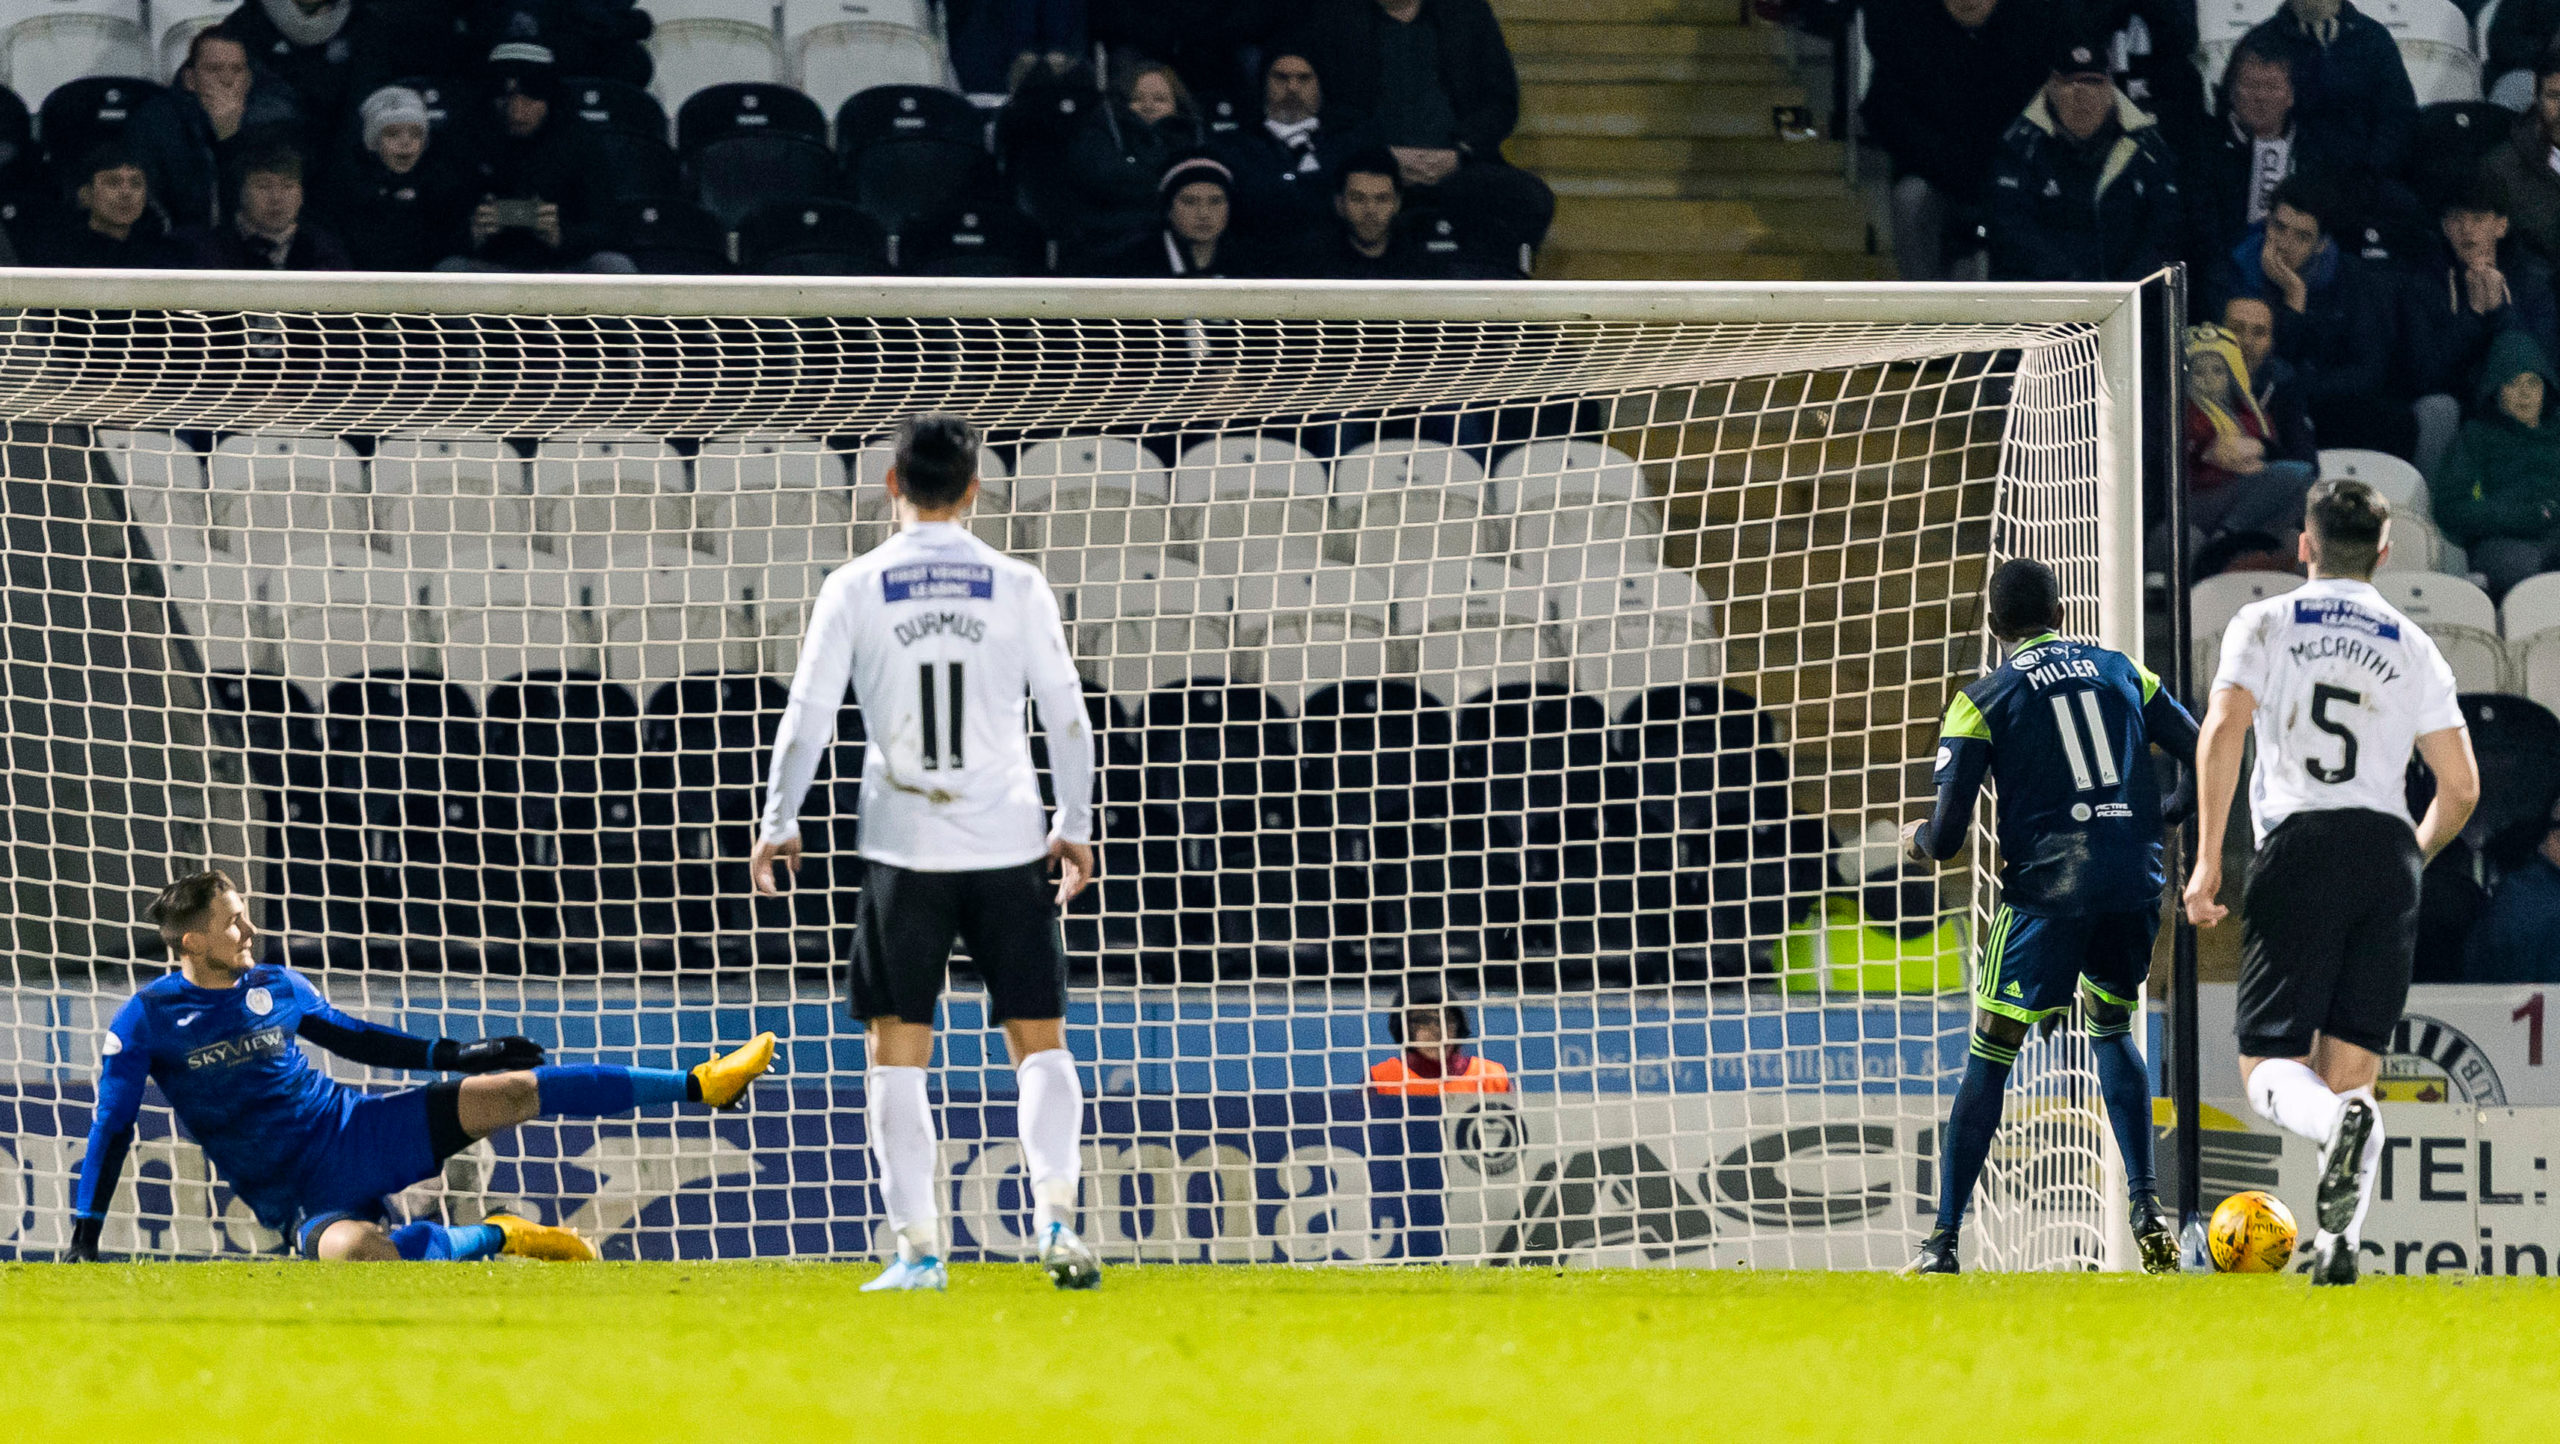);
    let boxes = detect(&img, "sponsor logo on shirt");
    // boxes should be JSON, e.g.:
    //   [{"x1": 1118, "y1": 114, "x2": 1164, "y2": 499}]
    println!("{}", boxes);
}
[
  {"x1": 183, "y1": 1025, "x2": 290, "y2": 1072},
  {"x1": 883, "y1": 563, "x2": 993, "y2": 603},
  {"x1": 2292, "y1": 596, "x2": 2401, "y2": 641}
]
